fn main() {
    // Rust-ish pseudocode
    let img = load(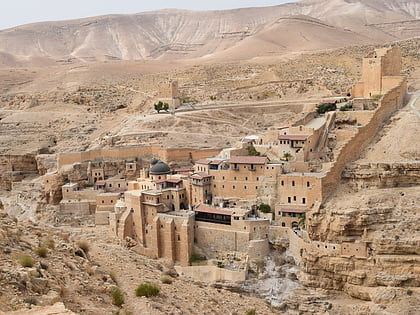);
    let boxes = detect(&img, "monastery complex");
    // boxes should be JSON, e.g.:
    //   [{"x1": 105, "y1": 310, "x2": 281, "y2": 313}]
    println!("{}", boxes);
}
[{"x1": 44, "y1": 47, "x2": 408, "y2": 282}]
